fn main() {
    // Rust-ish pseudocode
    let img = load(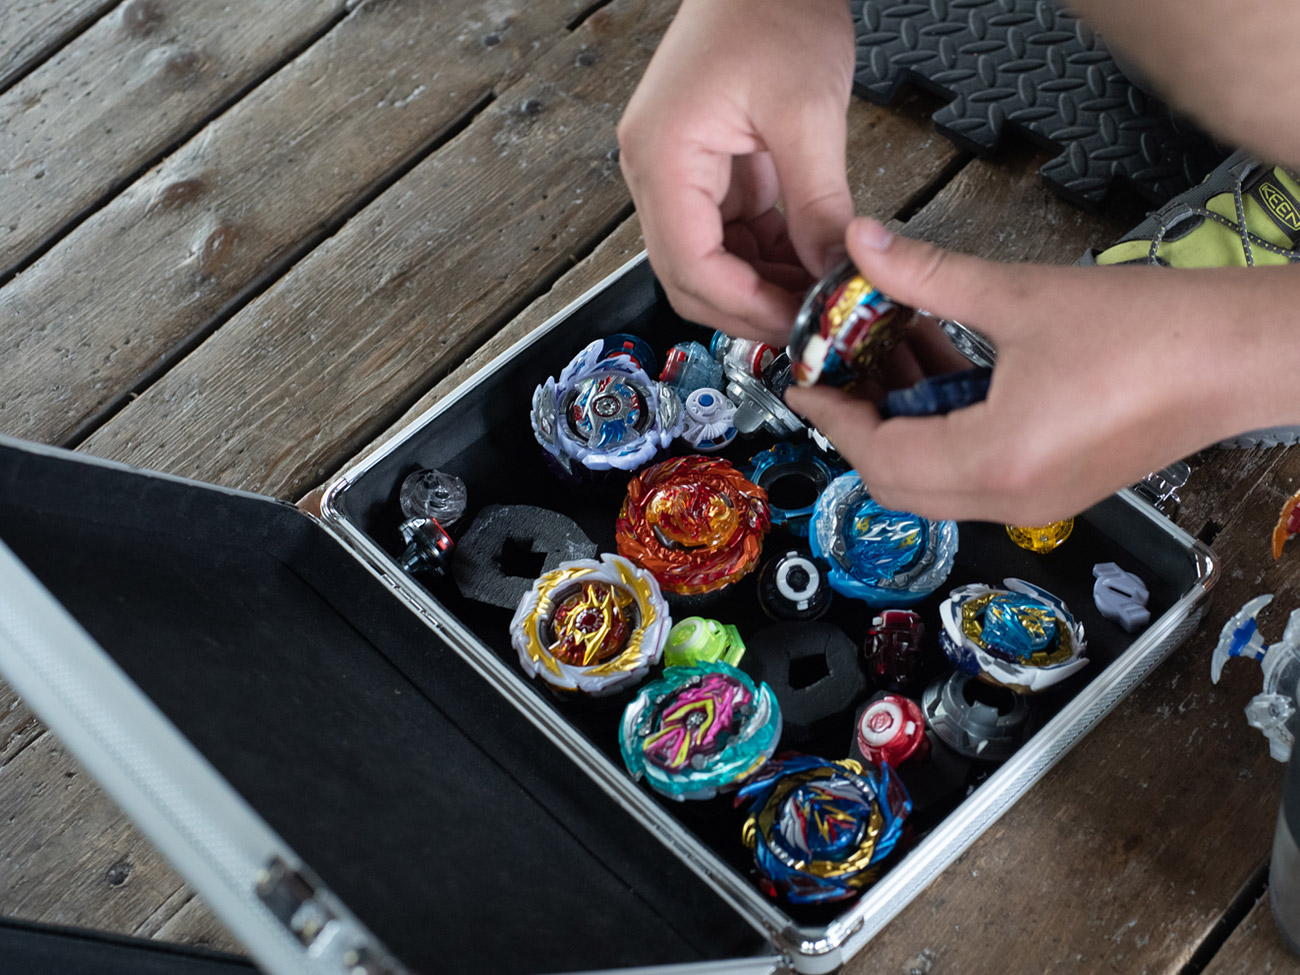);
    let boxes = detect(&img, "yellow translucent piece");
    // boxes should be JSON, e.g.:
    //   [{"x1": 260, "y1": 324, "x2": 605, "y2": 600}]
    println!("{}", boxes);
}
[{"x1": 1006, "y1": 519, "x2": 1074, "y2": 554}]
